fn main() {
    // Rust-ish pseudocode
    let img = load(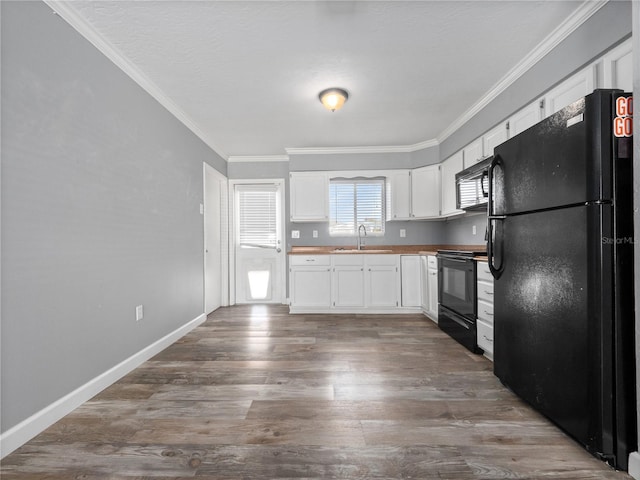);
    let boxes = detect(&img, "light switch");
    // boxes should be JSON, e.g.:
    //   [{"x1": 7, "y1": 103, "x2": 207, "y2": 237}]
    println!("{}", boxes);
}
[
  {"x1": 312, "y1": 230, "x2": 318, "y2": 238},
  {"x1": 472, "y1": 225, "x2": 477, "y2": 235},
  {"x1": 400, "y1": 229, "x2": 406, "y2": 238}
]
